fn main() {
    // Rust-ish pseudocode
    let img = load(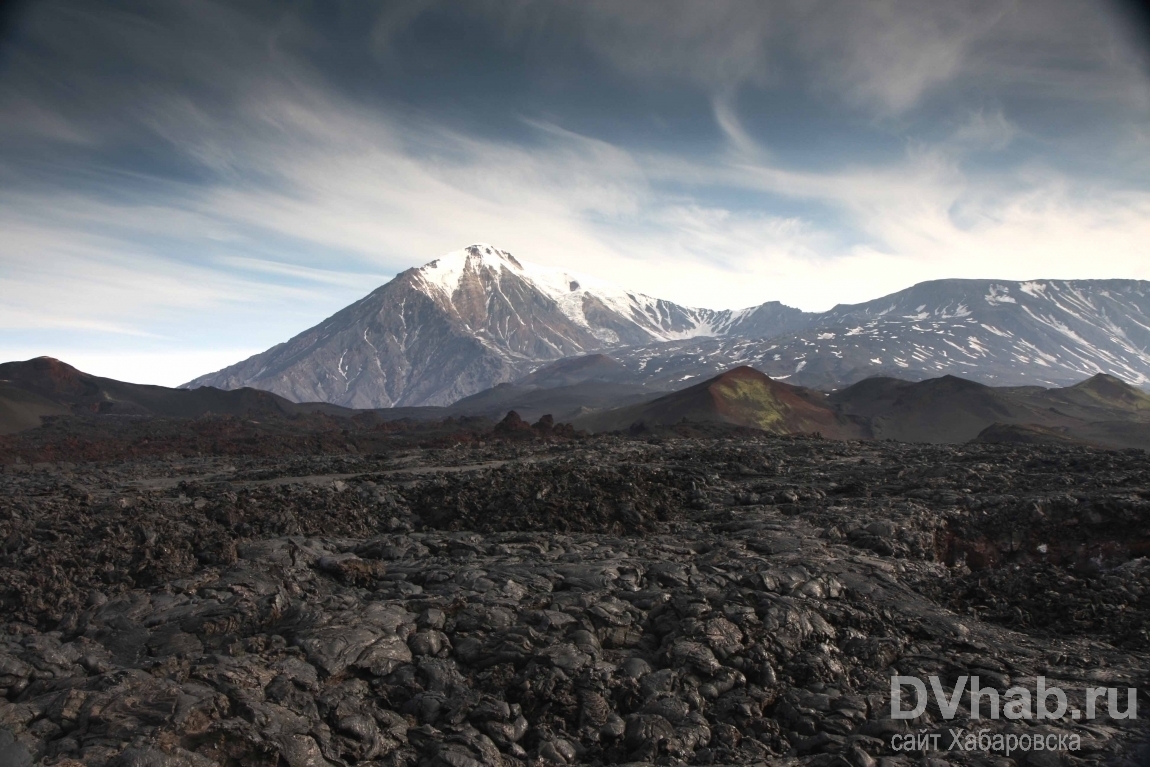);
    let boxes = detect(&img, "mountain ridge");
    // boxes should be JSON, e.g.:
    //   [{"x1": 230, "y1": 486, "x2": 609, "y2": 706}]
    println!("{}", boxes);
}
[
  {"x1": 7, "y1": 356, "x2": 1150, "y2": 449},
  {"x1": 0, "y1": 356, "x2": 351, "y2": 434},
  {"x1": 185, "y1": 244, "x2": 789, "y2": 407},
  {"x1": 183, "y1": 244, "x2": 1150, "y2": 407},
  {"x1": 601, "y1": 278, "x2": 1150, "y2": 392},
  {"x1": 569, "y1": 368, "x2": 1150, "y2": 449}
]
